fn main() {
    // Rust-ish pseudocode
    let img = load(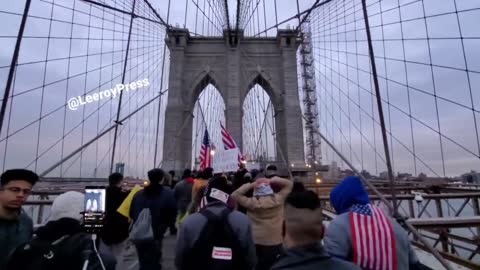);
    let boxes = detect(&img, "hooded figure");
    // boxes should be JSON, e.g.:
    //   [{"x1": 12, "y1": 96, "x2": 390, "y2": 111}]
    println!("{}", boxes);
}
[
  {"x1": 231, "y1": 177, "x2": 293, "y2": 270},
  {"x1": 7, "y1": 191, "x2": 115, "y2": 270},
  {"x1": 329, "y1": 176, "x2": 369, "y2": 215},
  {"x1": 324, "y1": 176, "x2": 420, "y2": 270}
]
